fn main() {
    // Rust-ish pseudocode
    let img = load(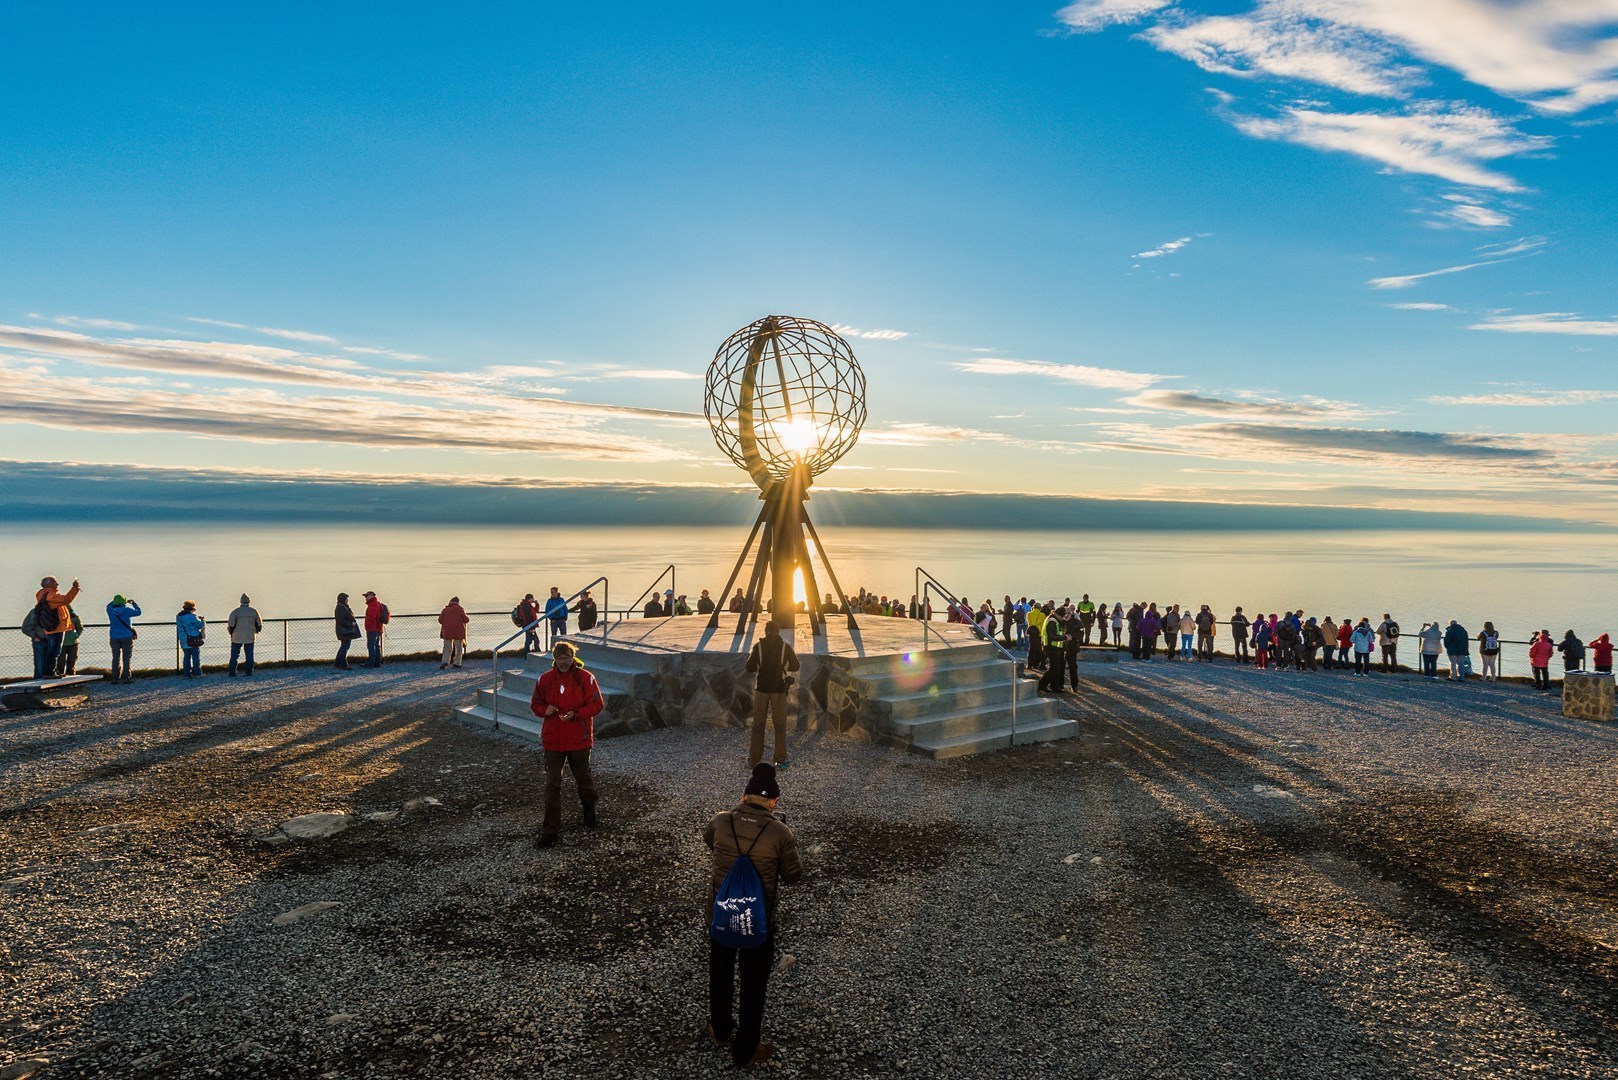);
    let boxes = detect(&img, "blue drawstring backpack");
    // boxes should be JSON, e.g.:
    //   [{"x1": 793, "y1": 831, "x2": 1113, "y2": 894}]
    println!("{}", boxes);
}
[{"x1": 710, "y1": 814, "x2": 769, "y2": 949}]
